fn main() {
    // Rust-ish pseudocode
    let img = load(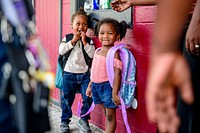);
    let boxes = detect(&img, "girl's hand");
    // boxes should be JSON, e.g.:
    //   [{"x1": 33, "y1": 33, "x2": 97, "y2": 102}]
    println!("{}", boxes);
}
[
  {"x1": 86, "y1": 81, "x2": 92, "y2": 97},
  {"x1": 112, "y1": 94, "x2": 121, "y2": 106},
  {"x1": 86, "y1": 87, "x2": 92, "y2": 97}
]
